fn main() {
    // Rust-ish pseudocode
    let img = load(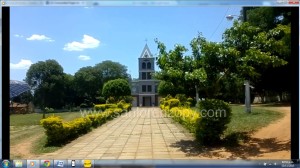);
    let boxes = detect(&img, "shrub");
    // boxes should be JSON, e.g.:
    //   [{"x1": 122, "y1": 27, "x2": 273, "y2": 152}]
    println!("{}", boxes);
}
[
  {"x1": 183, "y1": 102, "x2": 191, "y2": 108},
  {"x1": 94, "y1": 104, "x2": 117, "y2": 111},
  {"x1": 64, "y1": 117, "x2": 92, "y2": 140},
  {"x1": 160, "y1": 95, "x2": 193, "y2": 109},
  {"x1": 117, "y1": 100, "x2": 126, "y2": 109},
  {"x1": 88, "y1": 107, "x2": 125, "y2": 128},
  {"x1": 45, "y1": 107, "x2": 55, "y2": 113},
  {"x1": 165, "y1": 94, "x2": 173, "y2": 101},
  {"x1": 175, "y1": 94, "x2": 187, "y2": 103},
  {"x1": 168, "y1": 98, "x2": 180, "y2": 109},
  {"x1": 159, "y1": 98, "x2": 165, "y2": 105},
  {"x1": 106, "y1": 97, "x2": 116, "y2": 104},
  {"x1": 40, "y1": 116, "x2": 66, "y2": 145},
  {"x1": 97, "y1": 97, "x2": 106, "y2": 104},
  {"x1": 187, "y1": 97, "x2": 196, "y2": 107},
  {"x1": 94, "y1": 104, "x2": 106, "y2": 111},
  {"x1": 167, "y1": 107, "x2": 200, "y2": 133},
  {"x1": 104, "y1": 108, "x2": 123, "y2": 120},
  {"x1": 195, "y1": 99, "x2": 232, "y2": 145},
  {"x1": 86, "y1": 114, "x2": 97, "y2": 127},
  {"x1": 119, "y1": 96, "x2": 133, "y2": 103},
  {"x1": 41, "y1": 106, "x2": 127, "y2": 146},
  {"x1": 117, "y1": 100, "x2": 132, "y2": 111},
  {"x1": 123, "y1": 103, "x2": 132, "y2": 111},
  {"x1": 102, "y1": 79, "x2": 131, "y2": 99},
  {"x1": 71, "y1": 117, "x2": 92, "y2": 134},
  {"x1": 41, "y1": 115, "x2": 93, "y2": 145},
  {"x1": 106, "y1": 104, "x2": 118, "y2": 109}
]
